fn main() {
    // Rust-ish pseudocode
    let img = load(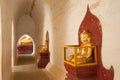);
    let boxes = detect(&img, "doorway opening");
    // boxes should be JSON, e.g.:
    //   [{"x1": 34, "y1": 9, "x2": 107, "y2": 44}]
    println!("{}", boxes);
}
[{"x1": 17, "y1": 34, "x2": 35, "y2": 56}]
